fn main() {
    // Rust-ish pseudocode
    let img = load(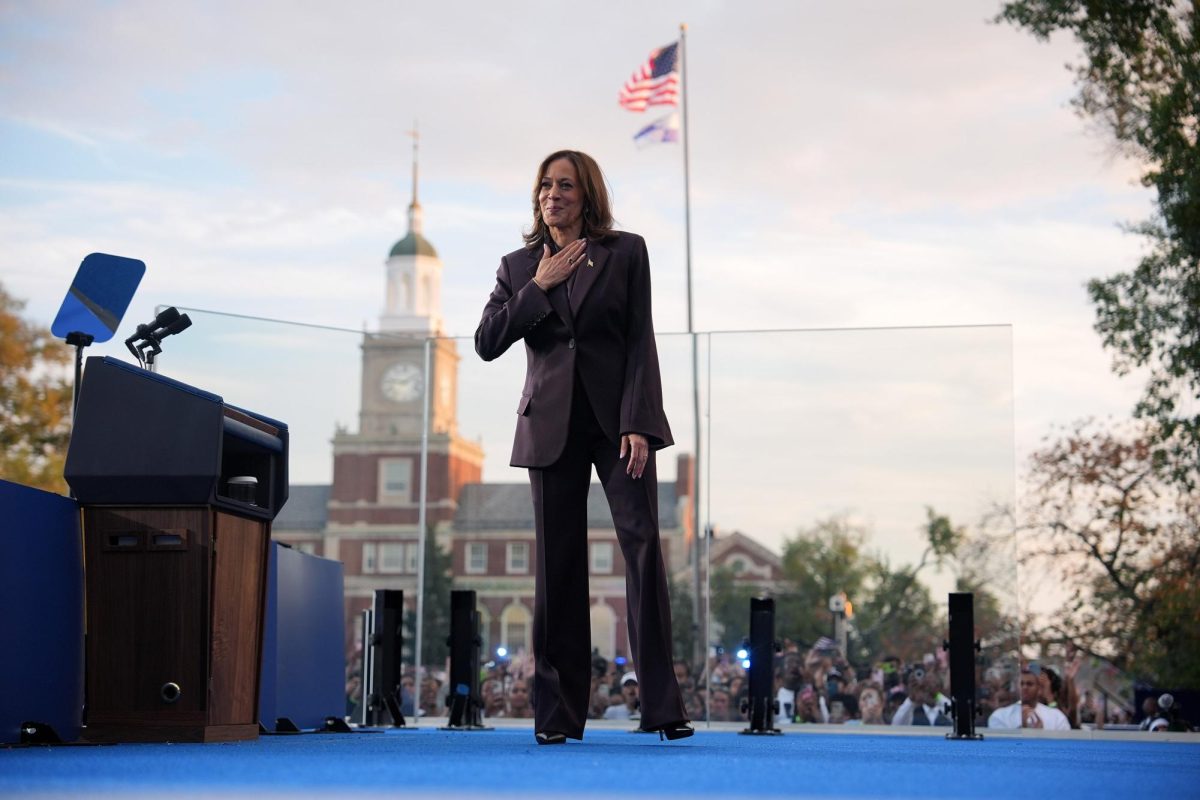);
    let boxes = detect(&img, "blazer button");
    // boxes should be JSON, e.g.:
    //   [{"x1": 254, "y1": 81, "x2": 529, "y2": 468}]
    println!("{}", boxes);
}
[{"x1": 568, "y1": 338, "x2": 576, "y2": 350}]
